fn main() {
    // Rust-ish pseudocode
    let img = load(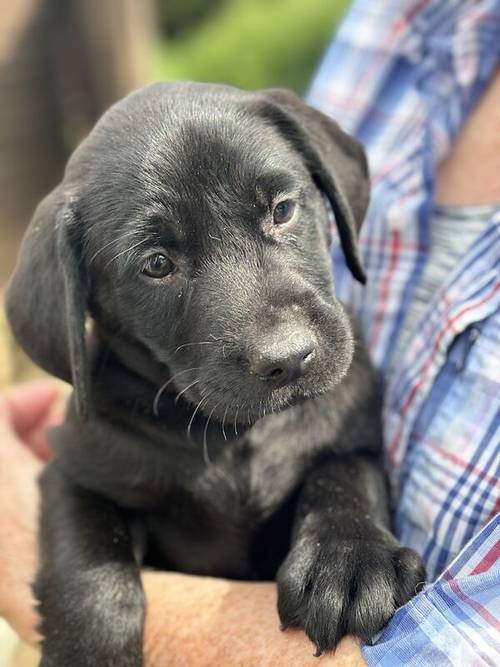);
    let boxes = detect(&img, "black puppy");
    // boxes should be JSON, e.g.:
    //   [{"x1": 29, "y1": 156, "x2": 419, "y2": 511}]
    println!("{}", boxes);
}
[{"x1": 7, "y1": 82, "x2": 425, "y2": 666}]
